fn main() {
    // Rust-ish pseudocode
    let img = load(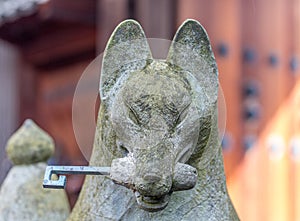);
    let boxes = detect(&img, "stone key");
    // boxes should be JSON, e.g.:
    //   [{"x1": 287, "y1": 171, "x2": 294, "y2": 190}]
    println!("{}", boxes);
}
[
  {"x1": 43, "y1": 166, "x2": 111, "y2": 189},
  {"x1": 43, "y1": 159, "x2": 198, "y2": 192}
]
